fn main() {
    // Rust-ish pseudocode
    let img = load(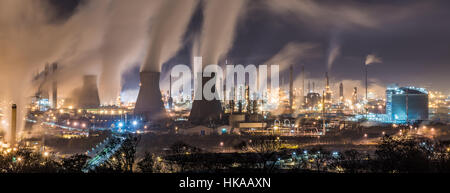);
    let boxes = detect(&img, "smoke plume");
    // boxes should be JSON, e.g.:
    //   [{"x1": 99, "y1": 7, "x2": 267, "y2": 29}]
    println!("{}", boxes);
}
[
  {"x1": 98, "y1": 0, "x2": 159, "y2": 105},
  {"x1": 0, "y1": 0, "x2": 68, "y2": 141},
  {"x1": 142, "y1": 0, "x2": 198, "y2": 73},
  {"x1": 194, "y1": 0, "x2": 247, "y2": 66},
  {"x1": 327, "y1": 35, "x2": 341, "y2": 72},
  {"x1": 0, "y1": 0, "x2": 182, "y2": 139},
  {"x1": 365, "y1": 54, "x2": 382, "y2": 65},
  {"x1": 264, "y1": 0, "x2": 431, "y2": 30},
  {"x1": 263, "y1": 42, "x2": 318, "y2": 72}
]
